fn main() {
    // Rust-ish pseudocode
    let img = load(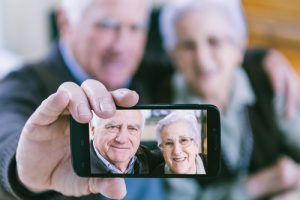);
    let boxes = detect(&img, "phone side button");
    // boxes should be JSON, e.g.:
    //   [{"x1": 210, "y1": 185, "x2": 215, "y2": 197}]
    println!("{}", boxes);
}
[{"x1": 214, "y1": 136, "x2": 219, "y2": 151}]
